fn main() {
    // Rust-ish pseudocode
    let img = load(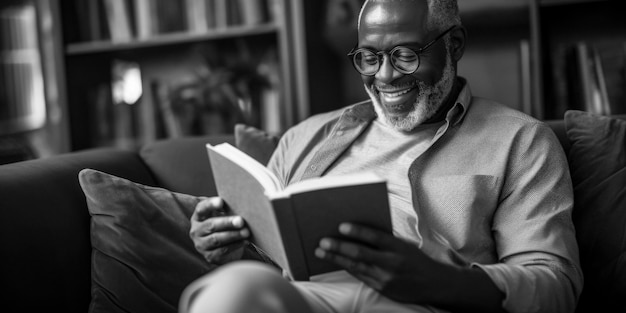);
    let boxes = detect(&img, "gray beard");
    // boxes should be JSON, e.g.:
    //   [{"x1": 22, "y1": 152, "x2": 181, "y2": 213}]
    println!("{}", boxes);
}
[{"x1": 365, "y1": 52, "x2": 455, "y2": 132}]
